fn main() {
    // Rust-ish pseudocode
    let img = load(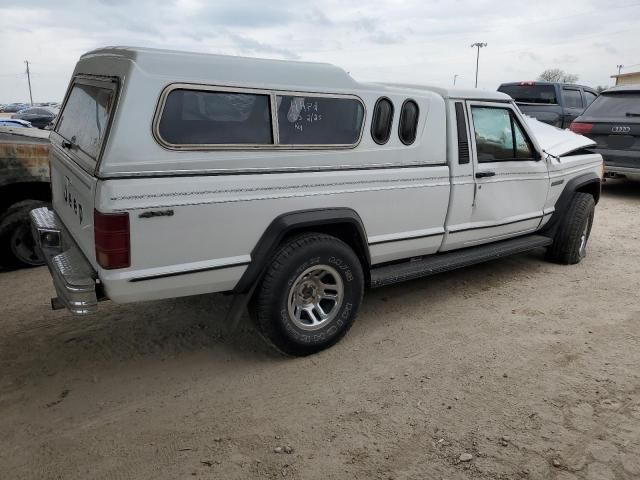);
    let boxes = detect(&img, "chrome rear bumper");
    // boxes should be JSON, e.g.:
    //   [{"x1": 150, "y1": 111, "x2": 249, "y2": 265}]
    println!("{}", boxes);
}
[{"x1": 30, "y1": 207, "x2": 98, "y2": 315}]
